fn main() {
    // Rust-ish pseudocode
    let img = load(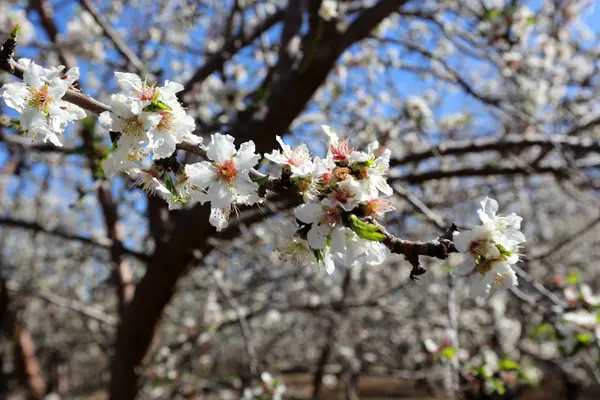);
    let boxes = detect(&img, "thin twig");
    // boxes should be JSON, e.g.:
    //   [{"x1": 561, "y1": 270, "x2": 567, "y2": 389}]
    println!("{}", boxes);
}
[
  {"x1": 6, "y1": 281, "x2": 117, "y2": 326},
  {"x1": 79, "y1": 0, "x2": 148, "y2": 74},
  {"x1": 208, "y1": 265, "x2": 259, "y2": 376}
]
